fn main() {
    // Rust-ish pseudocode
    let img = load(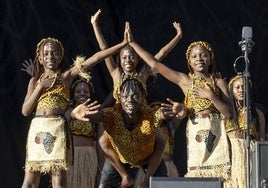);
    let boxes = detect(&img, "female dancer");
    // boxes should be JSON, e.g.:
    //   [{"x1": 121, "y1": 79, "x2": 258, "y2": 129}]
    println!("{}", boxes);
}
[
  {"x1": 21, "y1": 33, "x2": 127, "y2": 187},
  {"x1": 65, "y1": 76, "x2": 102, "y2": 188},
  {"x1": 91, "y1": 9, "x2": 182, "y2": 105},
  {"x1": 227, "y1": 74, "x2": 266, "y2": 187},
  {"x1": 126, "y1": 25, "x2": 234, "y2": 186}
]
